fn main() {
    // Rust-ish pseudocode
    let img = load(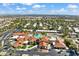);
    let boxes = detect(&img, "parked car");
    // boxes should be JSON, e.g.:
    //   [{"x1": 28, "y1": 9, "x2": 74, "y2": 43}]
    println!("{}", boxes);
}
[{"x1": 67, "y1": 49, "x2": 77, "y2": 56}]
